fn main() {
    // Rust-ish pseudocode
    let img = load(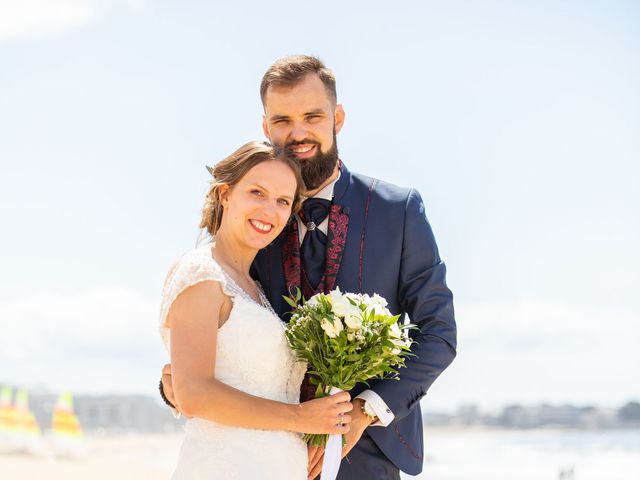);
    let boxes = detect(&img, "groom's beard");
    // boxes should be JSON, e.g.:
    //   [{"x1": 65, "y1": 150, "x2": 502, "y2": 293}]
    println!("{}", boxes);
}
[{"x1": 287, "y1": 132, "x2": 339, "y2": 191}]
